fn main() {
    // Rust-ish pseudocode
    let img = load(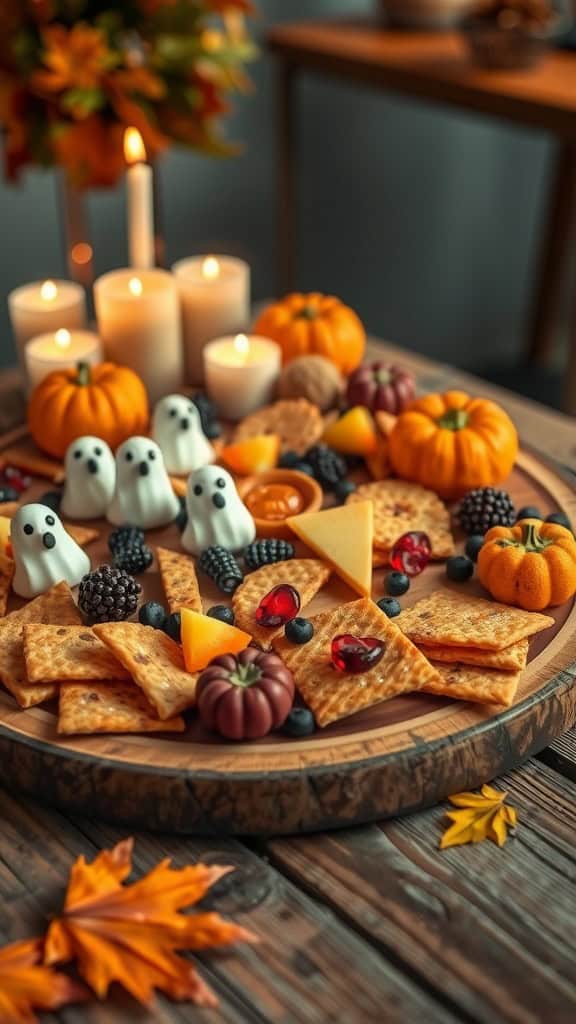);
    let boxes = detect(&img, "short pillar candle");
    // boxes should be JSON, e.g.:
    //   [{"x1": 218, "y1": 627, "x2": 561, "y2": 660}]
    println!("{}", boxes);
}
[
  {"x1": 25, "y1": 329, "x2": 102, "y2": 390},
  {"x1": 8, "y1": 279, "x2": 87, "y2": 380},
  {"x1": 204, "y1": 333, "x2": 281, "y2": 421}
]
